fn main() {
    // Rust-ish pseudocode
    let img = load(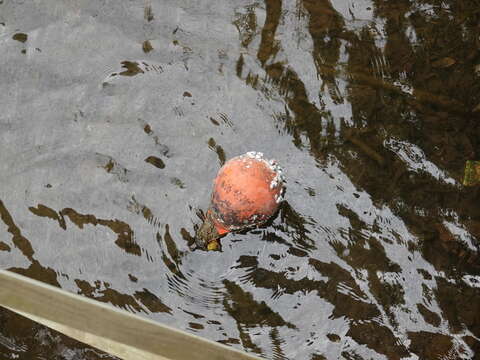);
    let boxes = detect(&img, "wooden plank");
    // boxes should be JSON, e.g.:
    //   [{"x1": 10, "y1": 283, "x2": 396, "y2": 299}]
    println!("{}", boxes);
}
[
  {"x1": 3, "y1": 307, "x2": 165, "y2": 359},
  {"x1": 0, "y1": 270, "x2": 261, "y2": 360}
]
